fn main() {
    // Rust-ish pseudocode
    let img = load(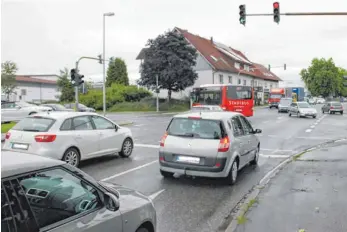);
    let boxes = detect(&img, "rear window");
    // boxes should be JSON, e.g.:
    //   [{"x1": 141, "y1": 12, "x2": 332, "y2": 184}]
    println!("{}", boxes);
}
[
  {"x1": 227, "y1": 86, "x2": 252, "y2": 100},
  {"x1": 12, "y1": 117, "x2": 55, "y2": 132},
  {"x1": 191, "y1": 107, "x2": 210, "y2": 111},
  {"x1": 332, "y1": 102, "x2": 342, "y2": 106},
  {"x1": 167, "y1": 117, "x2": 226, "y2": 139},
  {"x1": 280, "y1": 99, "x2": 292, "y2": 105}
]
